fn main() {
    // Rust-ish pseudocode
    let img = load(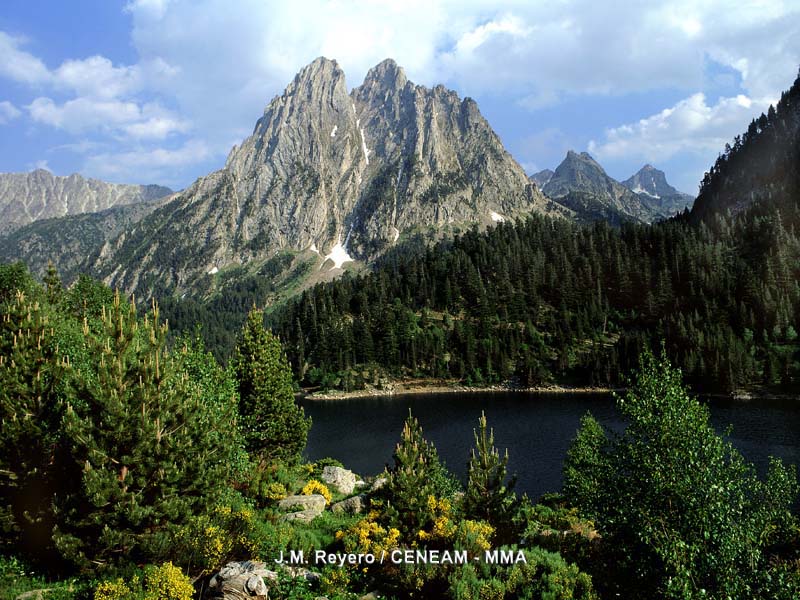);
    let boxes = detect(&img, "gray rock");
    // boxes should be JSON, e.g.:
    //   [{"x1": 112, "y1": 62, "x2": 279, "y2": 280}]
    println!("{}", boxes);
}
[
  {"x1": 279, "y1": 494, "x2": 327, "y2": 513},
  {"x1": 84, "y1": 57, "x2": 567, "y2": 301},
  {"x1": 321, "y1": 466, "x2": 357, "y2": 495},
  {"x1": 370, "y1": 476, "x2": 388, "y2": 492},
  {"x1": 280, "y1": 509, "x2": 321, "y2": 523},
  {"x1": 207, "y1": 561, "x2": 271, "y2": 599},
  {"x1": 16, "y1": 591, "x2": 50, "y2": 600},
  {"x1": 0, "y1": 169, "x2": 171, "y2": 236},
  {"x1": 331, "y1": 494, "x2": 367, "y2": 514}
]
